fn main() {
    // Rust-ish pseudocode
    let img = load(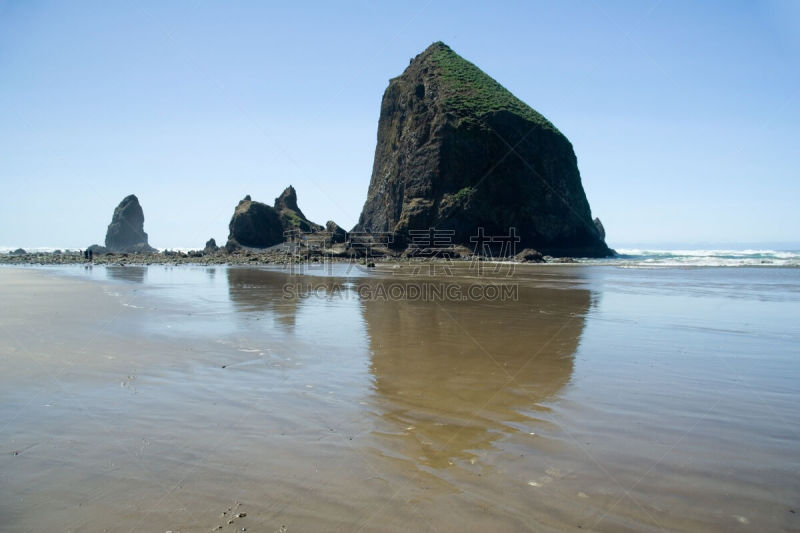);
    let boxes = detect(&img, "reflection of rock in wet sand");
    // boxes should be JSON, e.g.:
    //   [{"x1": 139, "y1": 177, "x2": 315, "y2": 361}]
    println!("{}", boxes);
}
[
  {"x1": 227, "y1": 267, "x2": 300, "y2": 328},
  {"x1": 105, "y1": 265, "x2": 146, "y2": 283},
  {"x1": 358, "y1": 279, "x2": 591, "y2": 468},
  {"x1": 226, "y1": 267, "x2": 347, "y2": 329}
]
